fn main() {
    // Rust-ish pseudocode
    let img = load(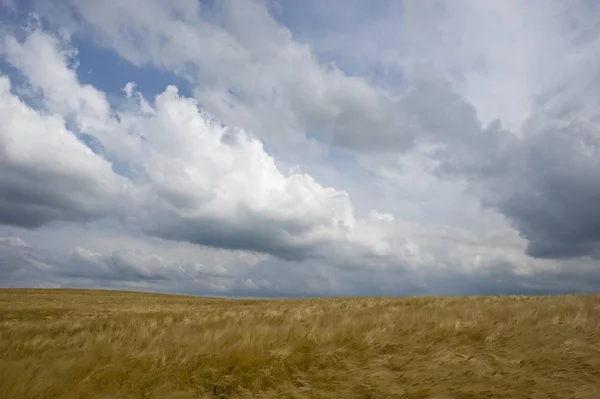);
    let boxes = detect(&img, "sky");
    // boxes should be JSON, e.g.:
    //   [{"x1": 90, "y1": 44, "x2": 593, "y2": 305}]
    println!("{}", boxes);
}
[{"x1": 1, "y1": 0, "x2": 599, "y2": 297}]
